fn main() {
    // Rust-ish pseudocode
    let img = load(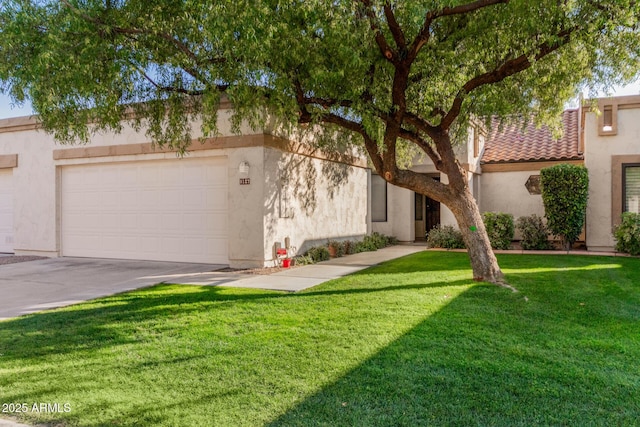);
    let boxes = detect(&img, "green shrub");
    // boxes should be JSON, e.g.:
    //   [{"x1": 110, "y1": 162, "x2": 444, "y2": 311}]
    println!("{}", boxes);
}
[
  {"x1": 293, "y1": 254, "x2": 315, "y2": 265},
  {"x1": 354, "y1": 239, "x2": 377, "y2": 253},
  {"x1": 516, "y1": 214, "x2": 551, "y2": 250},
  {"x1": 614, "y1": 212, "x2": 640, "y2": 255},
  {"x1": 342, "y1": 240, "x2": 357, "y2": 255},
  {"x1": 305, "y1": 246, "x2": 330, "y2": 262},
  {"x1": 426, "y1": 225, "x2": 466, "y2": 249},
  {"x1": 354, "y1": 232, "x2": 397, "y2": 253},
  {"x1": 367, "y1": 232, "x2": 387, "y2": 249},
  {"x1": 327, "y1": 240, "x2": 345, "y2": 257},
  {"x1": 482, "y1": 212, "x2": 514, "y2": 250},
  {"x1": 540, "y1": 164, "x2": 589, "y2": 249}
]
